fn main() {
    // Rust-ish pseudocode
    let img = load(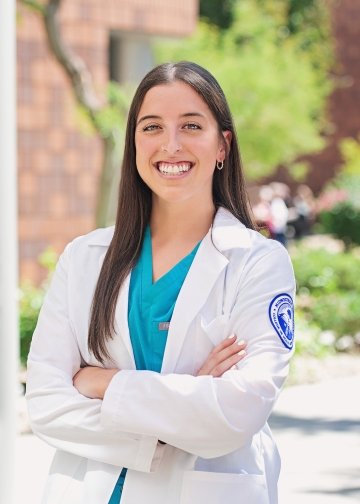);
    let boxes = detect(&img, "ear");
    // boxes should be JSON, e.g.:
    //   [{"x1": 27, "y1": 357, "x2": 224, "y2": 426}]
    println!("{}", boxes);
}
[{"x1": 218, "y1": 130, "x2": 232, "y2": 160}]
